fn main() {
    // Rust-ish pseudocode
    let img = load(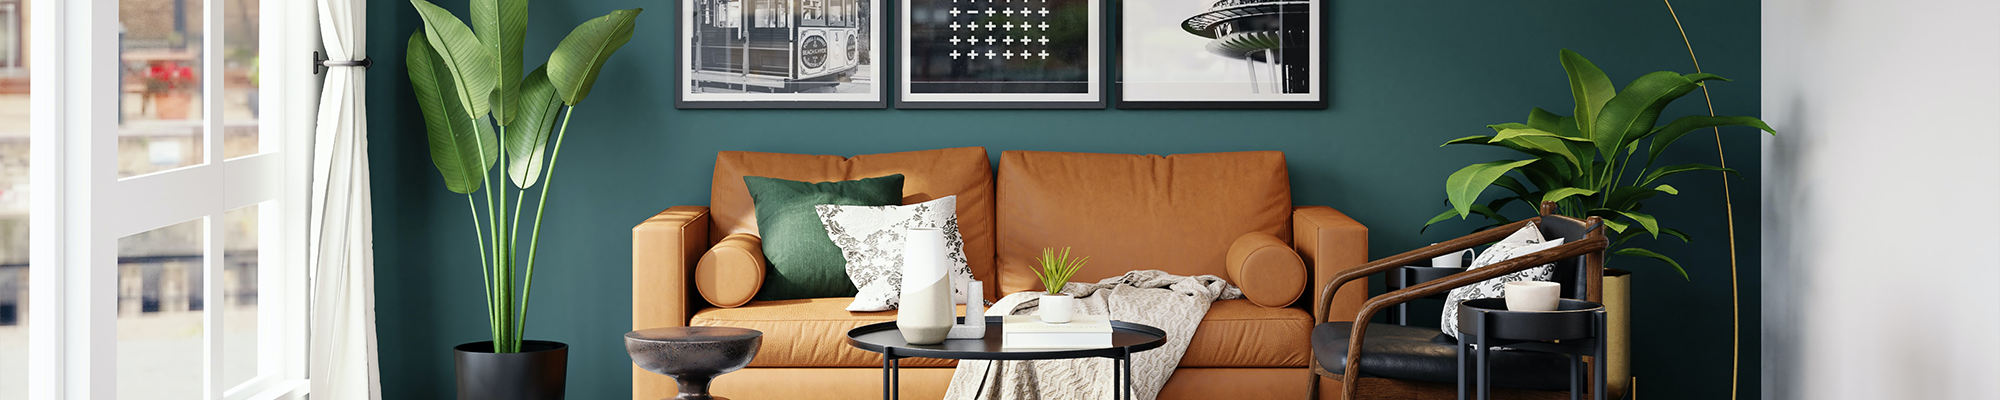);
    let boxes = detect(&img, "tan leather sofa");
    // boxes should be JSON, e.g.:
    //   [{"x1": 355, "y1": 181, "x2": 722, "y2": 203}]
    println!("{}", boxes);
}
[{"x1": 634, "y1": 147, "x2": 1368, "y2": 400}]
